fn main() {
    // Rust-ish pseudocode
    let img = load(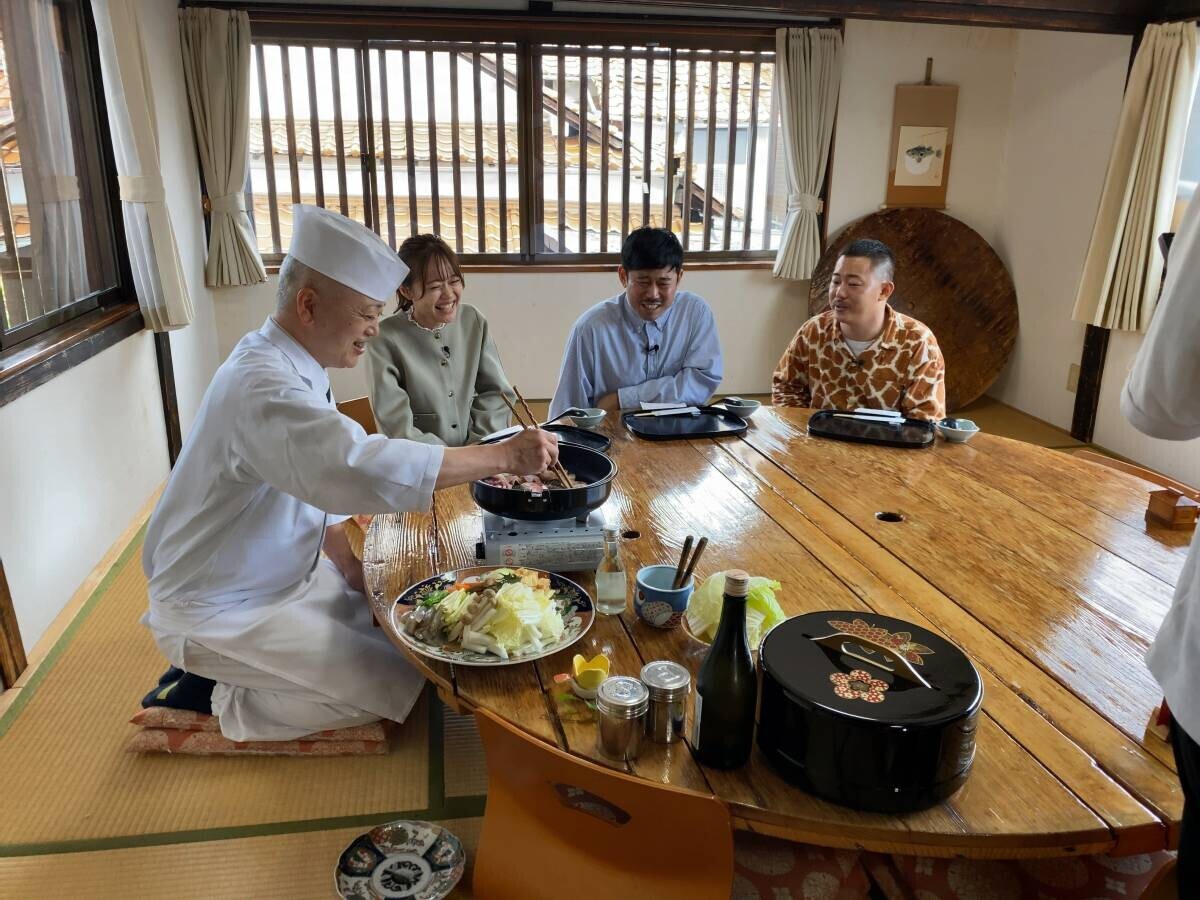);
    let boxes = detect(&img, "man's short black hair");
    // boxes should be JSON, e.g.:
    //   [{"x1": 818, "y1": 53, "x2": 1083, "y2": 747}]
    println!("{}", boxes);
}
[
  {"x1": 839, "y1": 238, "x2": 895, "y2": 282},
  {"x1": 621, "y1": 227, "x2": 684, "y2": 272}
]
